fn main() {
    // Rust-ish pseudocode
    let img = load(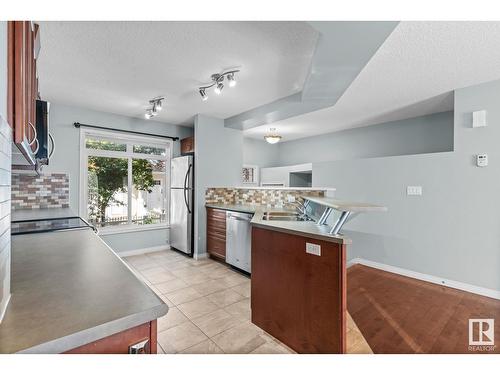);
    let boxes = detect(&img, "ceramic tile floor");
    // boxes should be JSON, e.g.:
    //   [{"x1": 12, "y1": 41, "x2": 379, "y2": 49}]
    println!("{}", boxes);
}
[{"x1": 123, "y1": 249, "x2": 372, "y2": 354}]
